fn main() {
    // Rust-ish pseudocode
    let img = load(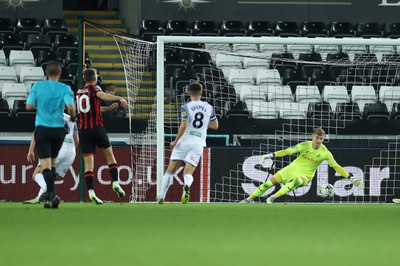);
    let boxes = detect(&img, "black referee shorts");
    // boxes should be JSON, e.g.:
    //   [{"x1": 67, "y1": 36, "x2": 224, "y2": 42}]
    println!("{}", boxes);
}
[
  {"x1": 35, "y1": 126, "x2": 66, "y2": 159},
  {"x1": 79, "y1": 126, "x2": 111, "y2": 156}
]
